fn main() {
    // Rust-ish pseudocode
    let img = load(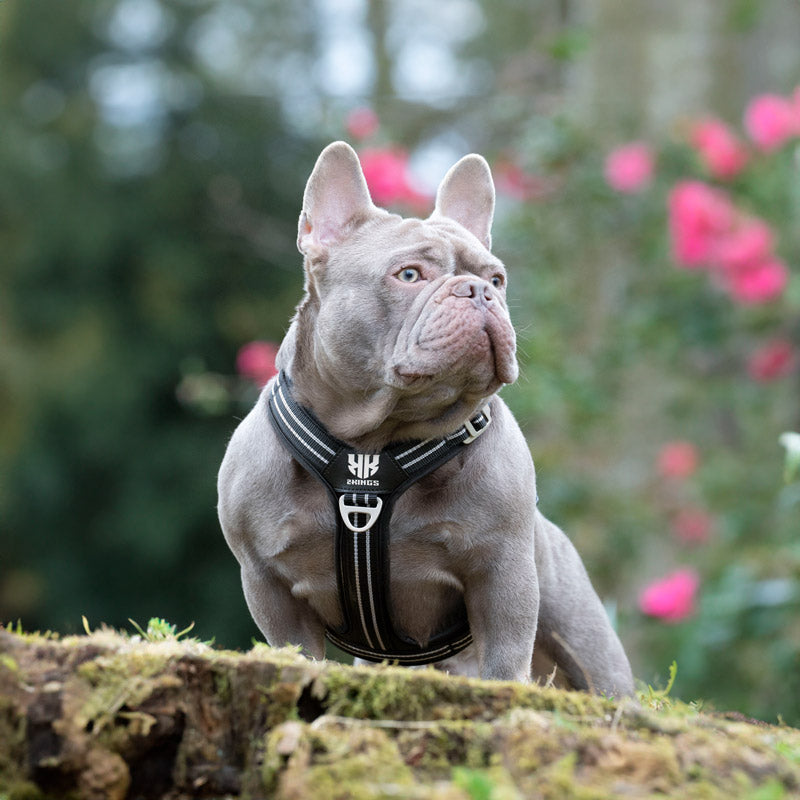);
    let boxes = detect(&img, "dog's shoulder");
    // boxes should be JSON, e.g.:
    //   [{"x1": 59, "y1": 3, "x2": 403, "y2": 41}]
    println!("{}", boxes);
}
[{"x1": 218, "y1": 385, "x2": 293, "y2": 521}]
